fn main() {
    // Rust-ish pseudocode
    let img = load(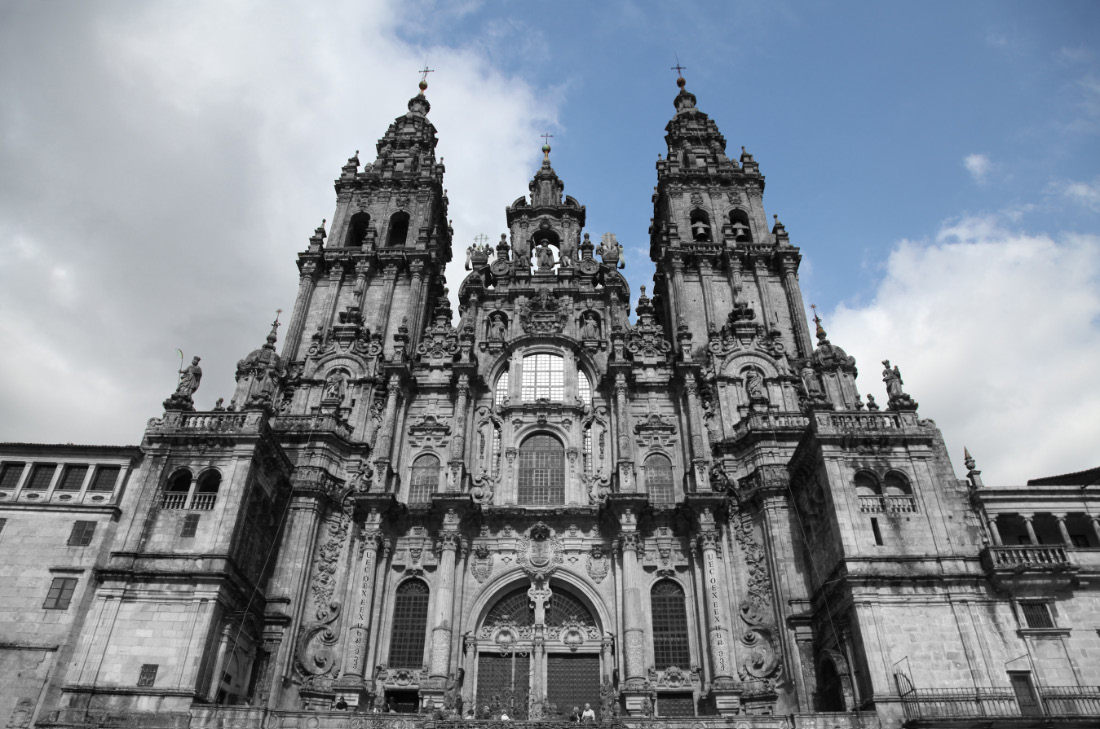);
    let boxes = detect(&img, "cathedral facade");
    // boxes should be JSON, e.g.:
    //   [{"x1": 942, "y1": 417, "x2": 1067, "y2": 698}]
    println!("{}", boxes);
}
[{"x1": 1, "y1": 78, "x2": 1099, "y2": 729}]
